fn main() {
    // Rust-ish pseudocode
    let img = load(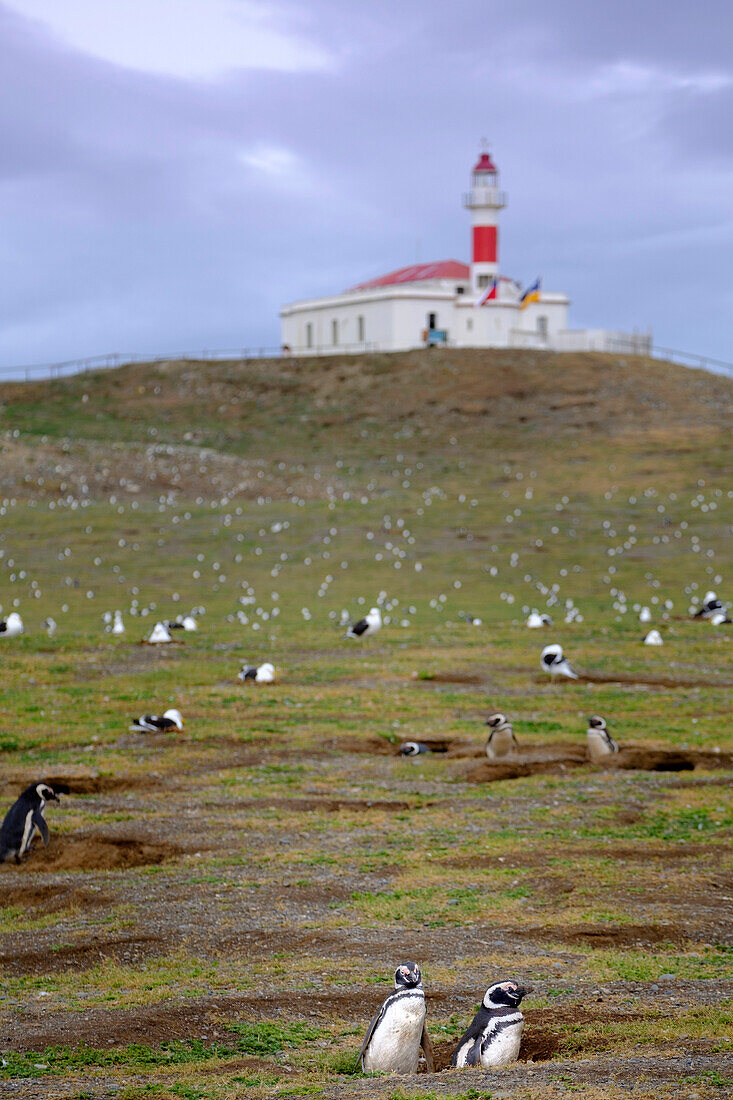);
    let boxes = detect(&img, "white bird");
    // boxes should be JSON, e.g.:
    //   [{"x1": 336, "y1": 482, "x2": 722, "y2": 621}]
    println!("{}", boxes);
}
[
  {"x1": 111, "y1": 610, "x2": 125, "y2": 635},
  {"x1": 0, "y1": 613, "x2": 24, "y2": 638},
  {"x1": 541, "y1": 643, "x2": 578, "y2": 679},
  {"x1": 146, "y1": 622, "x2": 172, "y2": 644},
  {"x1": 710, "y1": 611, "x2": 732, "y2": 626},
  {"x1": 643, "y1": 629, "x2": 663, "y2": 646},
  {"x1": 346, "y1": 606, "x2": 382, "y2": 639},
  {"x1": 526, "y1": 611, "x2": 551, "y2": 629},
  {"x1": 238, "y1": 661, "x2": 275, "y2": 683},
  {"x1": 694, "y1": 591, "x2": 726, "y2": 619},
  {"x1": 639, "y1": 607, "x2": 652, "y2": 623},
  {"x1": 130, "y1": 708, "x2": 183, "y2": 733},
  {"x1": 42, "y1": 617, "x2": 57, "y2": 638}
]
